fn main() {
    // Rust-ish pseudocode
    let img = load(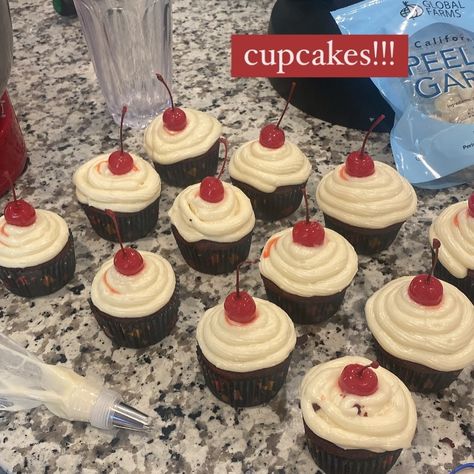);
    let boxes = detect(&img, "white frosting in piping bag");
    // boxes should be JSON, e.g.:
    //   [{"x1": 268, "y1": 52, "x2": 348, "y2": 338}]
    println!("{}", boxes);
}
[
  {"x1": 168, "y1": 182, "x2": 255, "y2": 243},
  {"x1": 144, "y1": 108, "x2": 222, "y2": 165},
  {"x1": 429, "y1": 201, "x2": 474, "y2": 279},
  {"x1": 316, "y1": 162, "x2": 417, "y2": 229},
  {"x1": 196, "y1": 298, "x2": 296, "y2": 372},
  {"x1": 229, "y1": 139, "x2": 312, "y2": 193},
  {"x1": 259, "y1": 227, "x2": 358, "y2": 297},
  {"x1": 301, "y1": 356, "x2": 417, "y2": 453},
  {"x1": 366, "y1": 276, "x2": 474, "y2": 371},
  {"x1": 91, "y1": 251, "x2": 175, "y2": 318},
  {"x1": 0, "y1": 210, "x2": 70, "y2": 268},
  {"x1": 73, "y1": 153, "x2": 161, "y2": 213}
]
